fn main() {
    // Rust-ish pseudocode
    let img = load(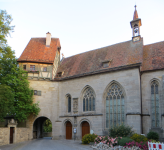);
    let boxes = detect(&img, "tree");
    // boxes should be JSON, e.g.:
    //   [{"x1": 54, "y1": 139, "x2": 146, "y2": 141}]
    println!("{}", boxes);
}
[
  {"x1": 43, "y1": 119, "x2": 52, "y2": 132},
  {"x1": 0, "y1": 10, "x2": 40, "y2": 122}
]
